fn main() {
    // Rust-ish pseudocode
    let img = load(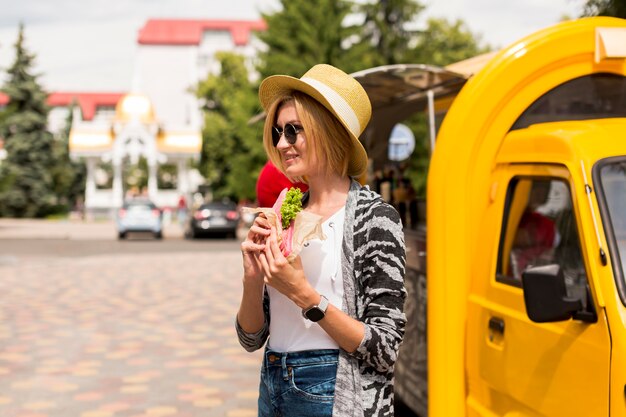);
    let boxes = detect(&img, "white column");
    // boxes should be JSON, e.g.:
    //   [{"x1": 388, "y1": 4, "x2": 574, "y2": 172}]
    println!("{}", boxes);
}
[
  {"x1": 85, "y1": 158, "x2": 97, "y2": 208},
  {"x1": 176, "y1": 159, "x2": 189, "y2": 195},
  {"x1": 148, "y1": 161, "x2": 158, "y2": 202},
  {"x1": 112, "y1": 160, "x2": 124, "y2": 208}
]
